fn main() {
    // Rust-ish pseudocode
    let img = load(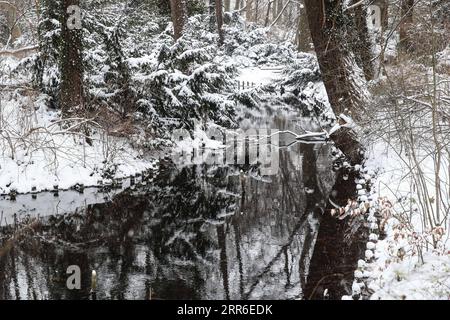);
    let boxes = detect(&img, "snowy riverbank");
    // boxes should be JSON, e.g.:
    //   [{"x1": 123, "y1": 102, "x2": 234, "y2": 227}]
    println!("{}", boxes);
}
[
  {"x1": 344, "y1": 140, "x2": 450, "y2": 300},
  {"x1": 0, "y1": 94, "x2": 157, "y2": 196}
]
